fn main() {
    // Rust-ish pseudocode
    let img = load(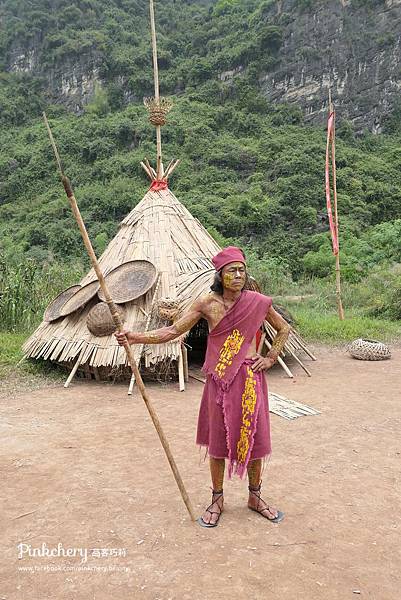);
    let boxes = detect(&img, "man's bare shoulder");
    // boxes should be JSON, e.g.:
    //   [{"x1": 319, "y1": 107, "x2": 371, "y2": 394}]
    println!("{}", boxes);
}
[
  {"x1": 195, "y1": 292, "x2": 223, "y2": 313},
  {"x1": 200, "y1": 292, "x2": 224, "y2": 306}
]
